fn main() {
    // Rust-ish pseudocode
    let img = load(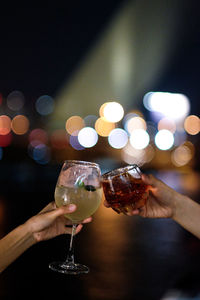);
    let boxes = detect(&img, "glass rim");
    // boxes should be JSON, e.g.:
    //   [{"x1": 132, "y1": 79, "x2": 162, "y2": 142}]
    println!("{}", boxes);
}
[
  {"x1": 63, "y1": 160, "x2": 100, "y2": 168},
  {"x1": 102, "y1": 164, "x2": 141, "y2": 179}
]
